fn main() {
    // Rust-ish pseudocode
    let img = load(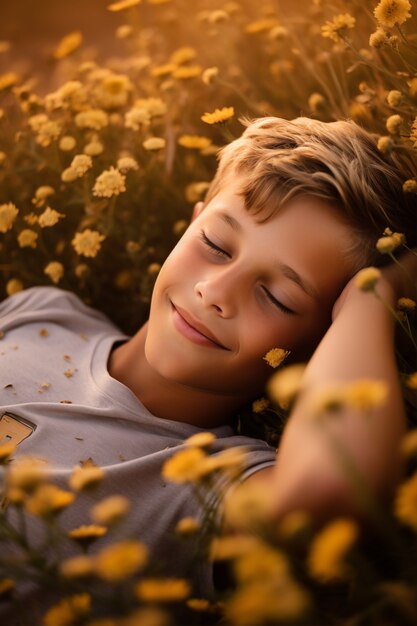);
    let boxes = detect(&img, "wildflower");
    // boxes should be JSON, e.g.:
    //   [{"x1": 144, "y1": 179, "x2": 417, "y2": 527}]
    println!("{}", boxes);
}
[
  {"x1": 90, "y1": 495, "x2": 131, "y2": 526},
  {"x1": 201, "y1": 107, "x2": 234, "y2": 124},
  {"x1": 108, "y1": 0, "x2": 141, "y2": 11},
  {"x1": 178, "y1": 135, "x2": 212, "y2": 150},
  {"x1": 45, "y1": 81, "x2": 87, "y2": 111},
  {"x1": 95, "y1": 540, "x2": 148, "y2": 582},
  {"x1": 0, "y1": 442, "x2": 15, "y2": 464},
  {"x1": 69, "y1": 464, "x2": 105, "y2": 490},
  {"x1": 43, "y1": 594, "x2": 91, "y2": 626},
  {"x1": 224, "y1": 481, "x2": 274, "y2": 530},
  {"x1": 187, "y1": 598, "x2": 210, "y2": 611},
  {"x1": 211, "y1": 535, "x2": 259, "y2": 560},
  {"x1": 61, "y1": 168, "x2": 78, "y2": 183},
  {"x1": 245, "y1": 18, "x2": 279, "y2": 34},
  {"x1": 53, "y1": 31, "x2": 83, "y2": 59},
  {"x1": 0, "y1": 202, "x2": 19, "y2": 232},
  {"x1": 374, "y1": 0, "x2": 412, "y2": 28},
  {"x1": 68, "y1": 525, "x2": 108, "y2": 550},
  {"x1": 278, "y1": 511, "x2": 311, "y2": 539},
  {"x1": 84, "y1": 139, "x2": 104, "y2": 156},
  {"x1": 376, "y1": 234, "x2": 401, "y2": 254},
  {"x1": 308, "y1": 518, "x2": 359, "y2": 581},
  {"x1": 263, "y1": 348, "x2": 290, "y2": 368},
  {"x1": 151, "y1": 63, "x2": 176, "y2": 78},
  {"x1": 387, "y1": 89, "x2": 402, "y2": 107},
  {"x1": 208, "y1": 9, "x2": 230, "y2": 24},
  {"x1": 400, "y1": 430, "x2": 417, "y2": 458},
  {"x1": 403, "y1": 179, "x2": 417, "y2": 193},
  {"x1": 162, "y1": 447, "x2": 207, "y2": 483},
  {"x1": 125, "y1": 106, "x2": 151, "y2": 130},
  {"x1": 252, "y1": 397, "x2": 270, "y2": 413},
  {"x1": 94, "y1": 73, "x2": 133, "y2": 109},
  {"x1": 59, "y1": 136, "x2": 76, "y2": 152},
  {"x1": 134, "y1": 96, "x2": 167, "y2": 117},
  {"x1": 409, "y1": 78, "x2": 417, "y2": 98},
  {"x1": 185, "y1": 182, "x2": 210, "y2": 203},
  {"x1": 60, "y1": 555, "x2": 96, "y2": 578},
  {"x1": 116, "y1": 24, "x2": 133, "y2": 38},
  {"x1": 345, "y1": 379, "x2": 388, "y2": 411},
  {"x1": 93, "y1": 167, "x2": 126, "y2": 197},
  {"x1": 354, "y1": 266, "x2": 381, "y2": 292},
  {"x1": 321, "y1": 14, "x2": 356, "y2": 43},
  {"x1": 185, "y1": 432, "x2": 216, "y2": 448},
  {"x1": 18, "y1": 229, "x2": 38, "y2": 249},
  {"x1": 136, "y1": 578, "x2": 191, "y2": 602},
  {"x1": 269, "y1": 25, "x2": 289, "y2": 40},
  {"x1": 0, "y1": 72, "x2": 18, "y2": 91},
  {"x1": 268, "y1": 364, "x2": 306, "y2": 408},
  {"x1": 25, "y1": 484, "x2": 75, "y2": 518},
  {"x1": 6, "y1": 278, "x2": 24, "y2": 296},
  {"x1": 75, "y1": 109, "x2": 109, "y2": 130},
  {"x1": 202, "y1": 66, "x2": 219, "y2": 86},
  {"x1": 308, "y1": 92, "x2": 325, "y2": 114},
  {"x1": 397, "y1": 297, "x2": 416, "y2": 311},
  {"x1": 369, "y1": 28, "x2": 388, "y2": 47},
  {"x1": 142, "y1": 137, "x2": 166, "y2": 151},
  {"x1": 175, "y1": 517, "x2": 200, "y2": 535},
  {"x1": 349, "y1": 102, "x2": 373, "y2": 125},
  {"x1": 170, "y1": 47, "x2": 196, "y2": 65},
  {"x1": 234, "y1": 543, "x2": 289, "y2": 583},
  {"x1": 38, "y1": 207, "x2": 65, "y2": 228},
  {"x1": 117, "y1": 156, "x2": 139, "y2": 172},
  {"x1": 70, "y1": 154, "x2": 93, "y2": 177},
  {"x1": 378, "y1": 135, "x2": 394, "y2": 153},
  {"x1": 35, "y1": 120, "x2": 62, "y2": 147},
  {"x1": 6, "y1": 457, "x2": 47, "y2": 493},
  {"x1": 172, "y1": 65, "x2": 202, "y2": 79},
  {"x1": 406, "y1": 373, "x2": 417, "y2": 389},
  {"x1": 386, "y1": 114, "x2": 402, "y2": 134},
  {"x1": 44, "y1": 261, "x2": 64, "y2": 284},
  {"x1": 395, "y1": 473, "x2": 417, "y2": 530},
  {"x1": 72, "y1": 229, "x2": 106, "y2": 258},
  {"x1": 33, "y1": 186, "x2": 55, "y2": 206}
]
